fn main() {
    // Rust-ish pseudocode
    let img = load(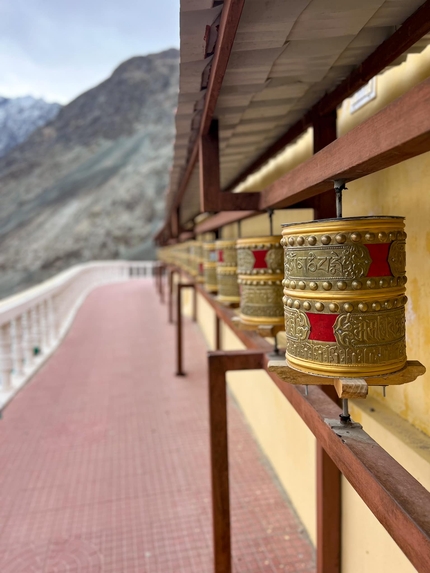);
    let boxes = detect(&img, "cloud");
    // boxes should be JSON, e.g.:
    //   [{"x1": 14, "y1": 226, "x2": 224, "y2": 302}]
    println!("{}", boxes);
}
[{"x1": 0, "y1": 0, "x2": 179, "y2": 103}]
